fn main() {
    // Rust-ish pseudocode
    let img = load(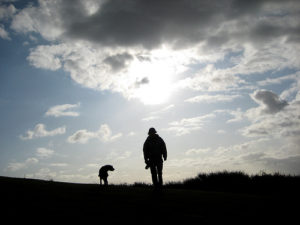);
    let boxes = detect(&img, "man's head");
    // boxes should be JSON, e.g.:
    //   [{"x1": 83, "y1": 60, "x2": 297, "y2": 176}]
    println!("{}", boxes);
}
[{"x1": 148, "y1": 127, "x2": 157, "y2": 135}]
